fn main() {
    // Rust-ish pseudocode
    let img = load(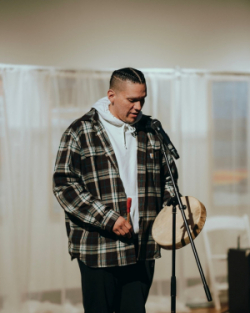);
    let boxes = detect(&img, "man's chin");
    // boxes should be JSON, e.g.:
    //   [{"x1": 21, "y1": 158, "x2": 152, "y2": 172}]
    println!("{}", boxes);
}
[
  {"x1": 124, "y1": 113, "x2": 141, "y2": 124},
  {"x1": 126, "y1": 117, "x2": 136, "y2": 124}
]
